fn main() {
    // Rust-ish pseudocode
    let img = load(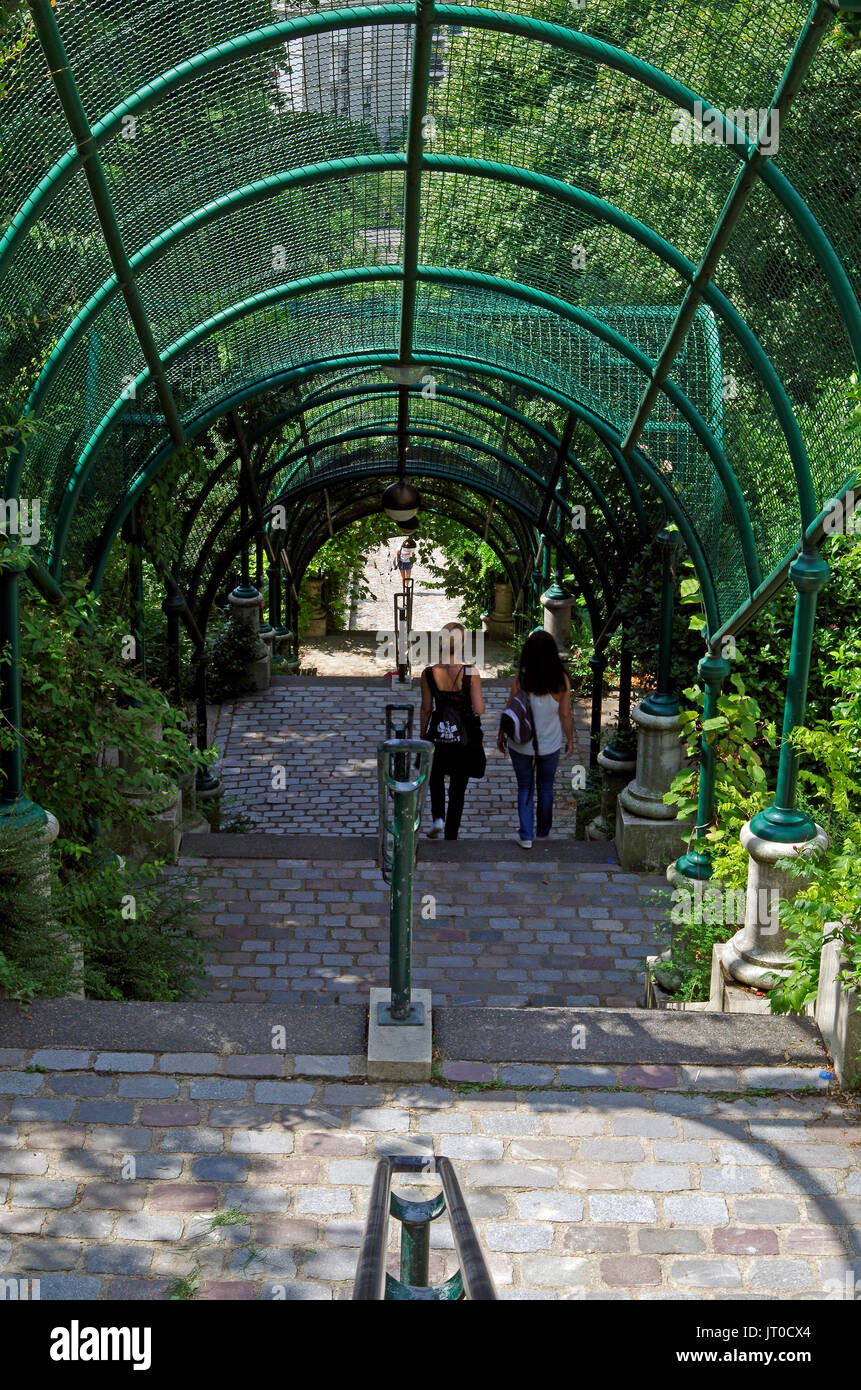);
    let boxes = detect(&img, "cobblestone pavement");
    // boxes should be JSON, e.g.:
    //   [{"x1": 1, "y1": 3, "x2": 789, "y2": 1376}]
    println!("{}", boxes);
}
[
  {"x1": 191, "y1": 857, "x2": 668, "y2": 1008},
  {"x1": 1, "y1": 1055, "x2": 858, "y2": 1301},
  {"x1": 214, "y1": 679, "x2": 617, "y2": 838}
]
